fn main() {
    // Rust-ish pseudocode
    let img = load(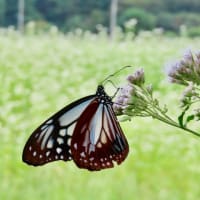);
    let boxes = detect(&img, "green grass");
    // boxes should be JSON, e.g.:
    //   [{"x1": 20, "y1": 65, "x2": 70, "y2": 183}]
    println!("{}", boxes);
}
[{"x1": 1, "y1": 32, "x2": 200, "y2": 200}]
